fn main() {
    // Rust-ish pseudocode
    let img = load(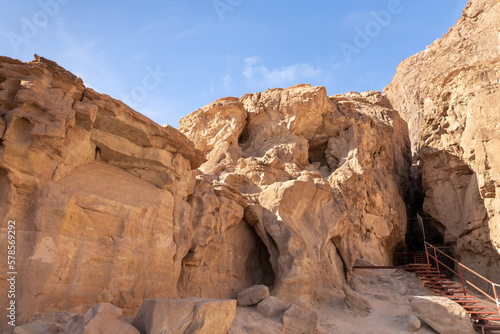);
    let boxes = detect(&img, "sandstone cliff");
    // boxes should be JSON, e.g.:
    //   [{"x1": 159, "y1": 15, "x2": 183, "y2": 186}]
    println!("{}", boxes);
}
[
  {"x1": 0, "y1": 56, "x2": 271, "y2": 327},
  {"x1": 180, "y1": 85, "x2": 411, "y2": 305},
  {"x1": 385, "y1": 0, "x2": 500, "y2": 281},
  {"x1": 0, "y1": 55, "x2": 411, "y2": 329}
]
